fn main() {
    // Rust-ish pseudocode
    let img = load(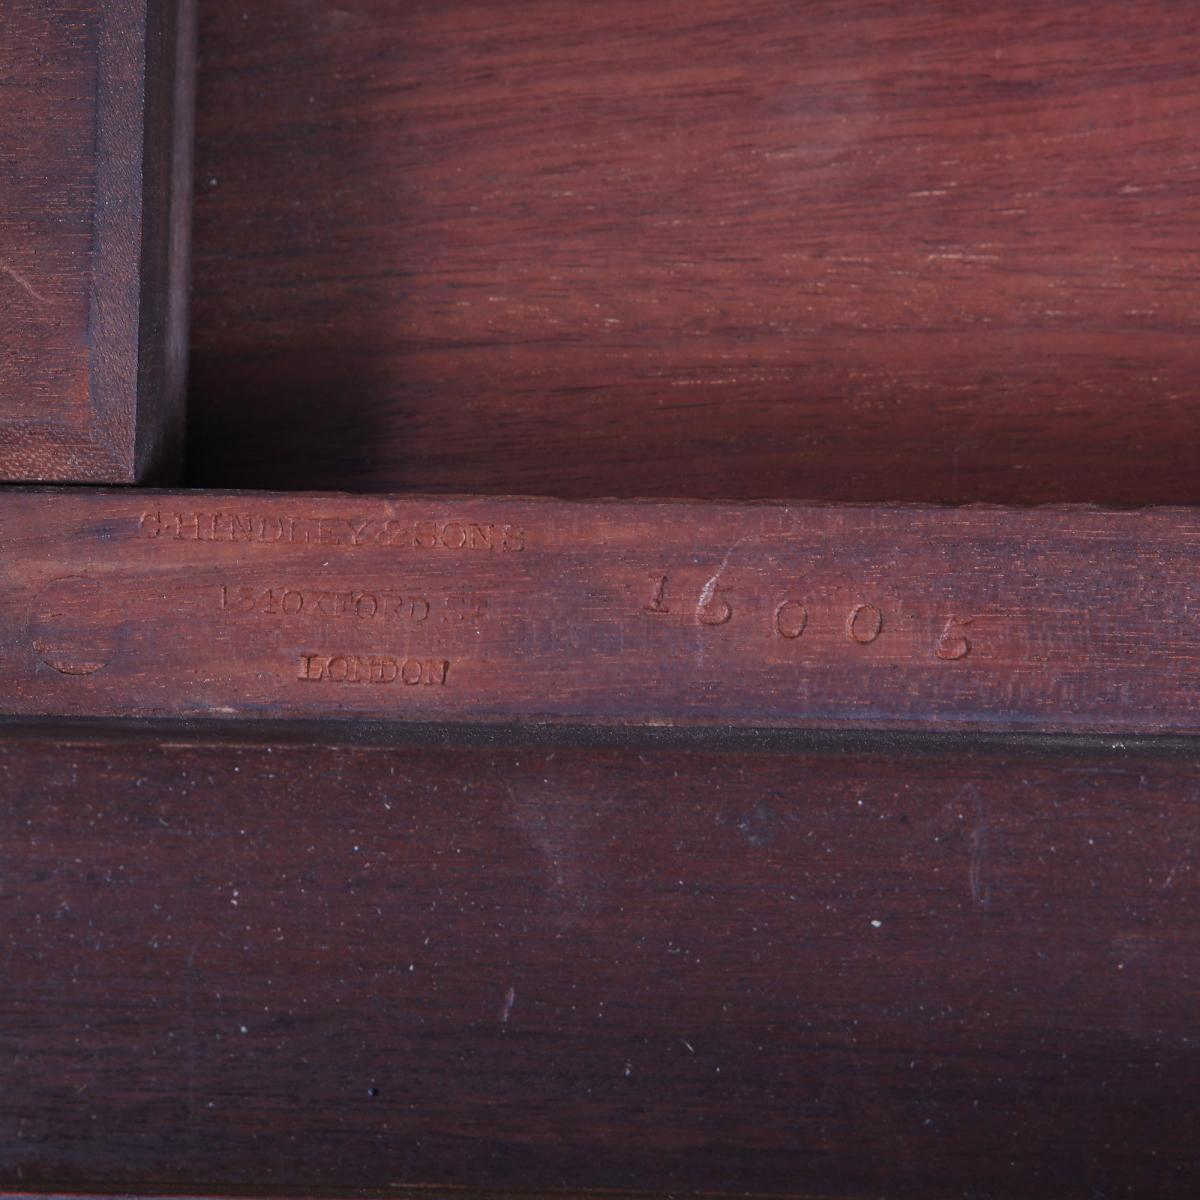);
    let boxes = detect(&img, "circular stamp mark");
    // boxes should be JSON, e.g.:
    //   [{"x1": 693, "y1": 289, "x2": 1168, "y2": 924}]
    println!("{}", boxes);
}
[{"x1": 30, "y1": 576, "x2": 125, "y2": 676}]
